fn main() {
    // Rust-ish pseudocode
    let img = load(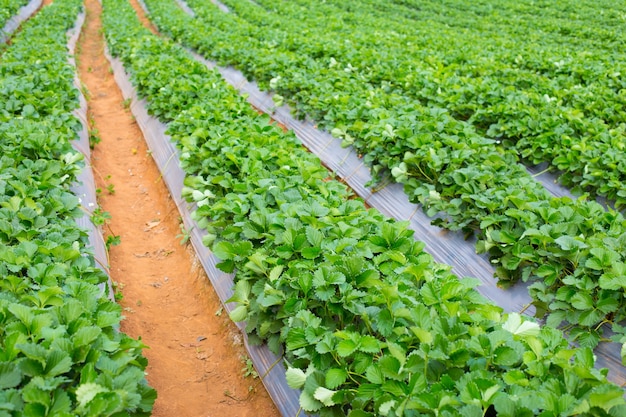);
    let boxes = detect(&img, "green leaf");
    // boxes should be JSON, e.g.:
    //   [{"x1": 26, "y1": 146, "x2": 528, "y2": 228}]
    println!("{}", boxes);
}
[
  {"x1": 585, "y1": 257, "x2": 604, "y2": 271},
  {"x1": 8, "y1": 303, "x2": 33, "y2": 327},
  {"x1": 305, "y1": 227, "x2": 323, "y2": 247},
  {"x1": 588, "y1": 385, "x2": 626, "y2": 411},
  {"x1": 325, "y1": 368, "x2": 348, "y2": 389},
  {"x1": 570, "y1": 293, "x2": 594, "y2": 310},
  {"x1": 376, "y1": 309, "x2": 394, "y2": 337},
  {"x1": 72, "y1": 326, "x2": 101, "y2": 348},
  {"x1": 365, "y1": 364, "x2": 384, "y2": 384},
  {"x1": 379, "y1": 400, "x2": 396, "y2": 416},
  {"x1": 410, "y1": 327, "x2": 433, "y2": 344},
  {"x1": 45, "y1": 351, "x2": 72, "y2": 377},
  {"x1": 493, "y1": 346, "x2": 520, "y2": 367},
  {"x1": 554, "y1": 236, "x2": 587, "y2": 251},
  {"x1": 313, "y1": 387, "x2": 337, "y2": 406},
  {"x1": 579, "y1": 308, "x2": 604, "y2": 326},
  {"x1": 22, "y1": 383, "x2": 51, "y2": 409},
  {"x1": 337, "y1": 339, "x2": 358, "y2": 357},
  {"x1": 227, "y1": 280, "x2": 251, "y2": 304},
  {"x1": 387, "y1": 342, "x2": 406, "y2": 367},
  {"x1": 269, "y1": 265, "x2": 284, "y2": 282},
  {"x1": 287, "y1": 328, "x2": 309, "y2": 350},
  {"x1": 358, "y1": 335, "x2": 381, "y2": 353},
  {"x1": 0, "y1": 362, "x2": 22, "y2": 389},
  {"x1": 502, "y1": 313, "x2": 540, "y2": 337},
  {"x1": 599, "y1": 272, "x2": 626, "y2": 290},
  {"x1": 213, "y1": 241, "x2": 235, "y2": 260},
  {"x1": 285, "y1": 367, "x2": 307, "y2": 389},
  {"x1": 299, "y1": 390, "x2": 323, "y2": 412},
  {"x1": 76, "y1": 383, "x2": 108, "y2": 408},
  {"x1": 229, "y1": 305, "x2": 248, "y2": 322},
  {"x1": 301, "y1": 246, "x2": 322, "y2": 259}
]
